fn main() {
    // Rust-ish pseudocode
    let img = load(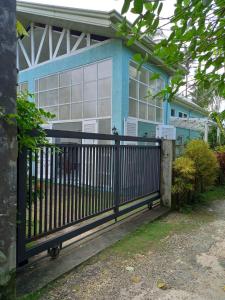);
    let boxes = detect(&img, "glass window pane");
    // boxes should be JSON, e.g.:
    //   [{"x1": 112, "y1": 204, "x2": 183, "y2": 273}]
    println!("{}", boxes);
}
[
  {"x1": 98, "y1": 78, "x2": 111, "y2": 98},
  {"x1": 139, "y1": 102, "x2": 147, "y2": 120},
  {"x1": 71, "y1": 68, "x2": 83, "y2": 84},
  {"x1": 39, "y1": 89, "x2": 58, "y2": 107},
  {"x1": 129, "y1": 98, "x2": 138, "y2": 117},
  {"x1": 156, "y1": 108, "x2": 163, "y2": 123},
  {"x1": 129, "y1": 61, "x2": 139, "y2": 79},
  {"x1": 83, "y1": 101, "x2": 97, "y2": 118},
  {"x1": 71, "y1": 84, "x2": 82, "y2": 102},
  {"x1": 59, "y1": 104, "x2": 70, "y2": 120},
  {"x1": 148, "y1": 105, "x2": 155, "y2": 121},
  {"x1": 59, "y1": 71, "x2": 71, "y2": 87},
  {"x1": 156, "y1": 97, "x2": 163, "y2": 107},
  {"x1": 71, "y1": 103, "x2": 83, "y2": 119},
  {"x1": 59, "y1": 87, "x2": 70, "y2": 104},
  {"x1": 35, "y1": 80, "x2": 38, "y2": 92},
  {"x1": 140, "y1": 68, "x2": 149, "y2": 84},
  {"x1": 129, "y1": 79, "x2": 138, "y2": 99},
  {"x1": 39, "y1": 74, "x2": 58, "y2": 91},
  {"x1": 98, "y1": 60, "x2": 112, "y2": 79},
  {"x1": 84, "y1": 64, "x2": 97, "y2": 82},
  {"x1": 98, "y1": 119, "x2": 111, "y2": 134},
  {"x1": 98, "y1": 99, "x2": 111, "y2": 117},
  {"x1": 84, "y1": 81, "x2": 97, "y2": 101},
  {"x1": 34, "y1": 93, "x2": 38, "y2": 106},
  {"x1": 139, "y1": 83, "x2": 150, "y2": 102}
]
